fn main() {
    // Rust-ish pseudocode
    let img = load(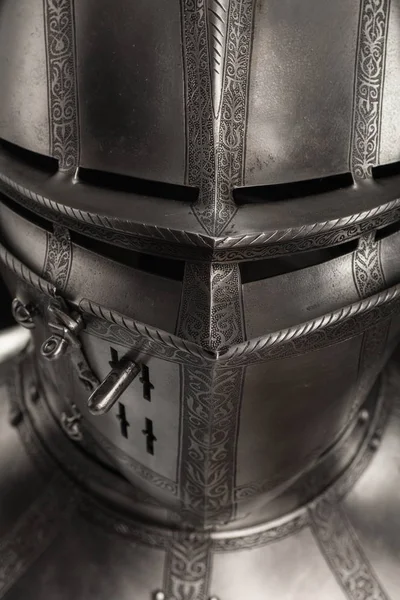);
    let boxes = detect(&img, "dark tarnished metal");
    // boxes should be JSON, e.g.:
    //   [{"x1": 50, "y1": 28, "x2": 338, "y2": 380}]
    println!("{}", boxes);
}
[{"x1": 1, "y1": 0, "x2": 400, "y2": 598}]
